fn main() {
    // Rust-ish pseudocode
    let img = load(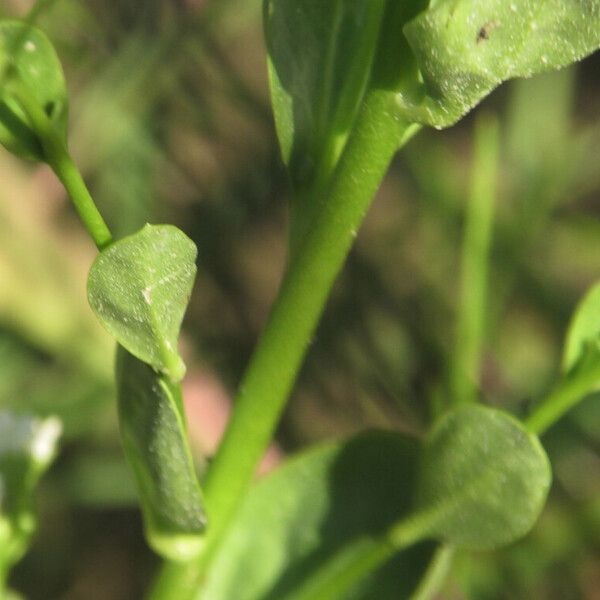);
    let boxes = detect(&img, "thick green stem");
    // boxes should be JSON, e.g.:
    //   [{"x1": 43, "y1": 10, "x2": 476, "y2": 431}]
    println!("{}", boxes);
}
[
  {"x1": 451, "y1": 114, "x2": 499, "y2": 405},
  {"x1": 526, "y1": 357, "x2": 600, "y2": 435},
  {"x1": 150, "y1": 90, "x2": 414, "y2": 598},
  {"x1": 10, "y1": 84, "x2": 113, "y2": 250},
  {"x1": 203, "y1": 90, "x2": 409, "y2": 549}
]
